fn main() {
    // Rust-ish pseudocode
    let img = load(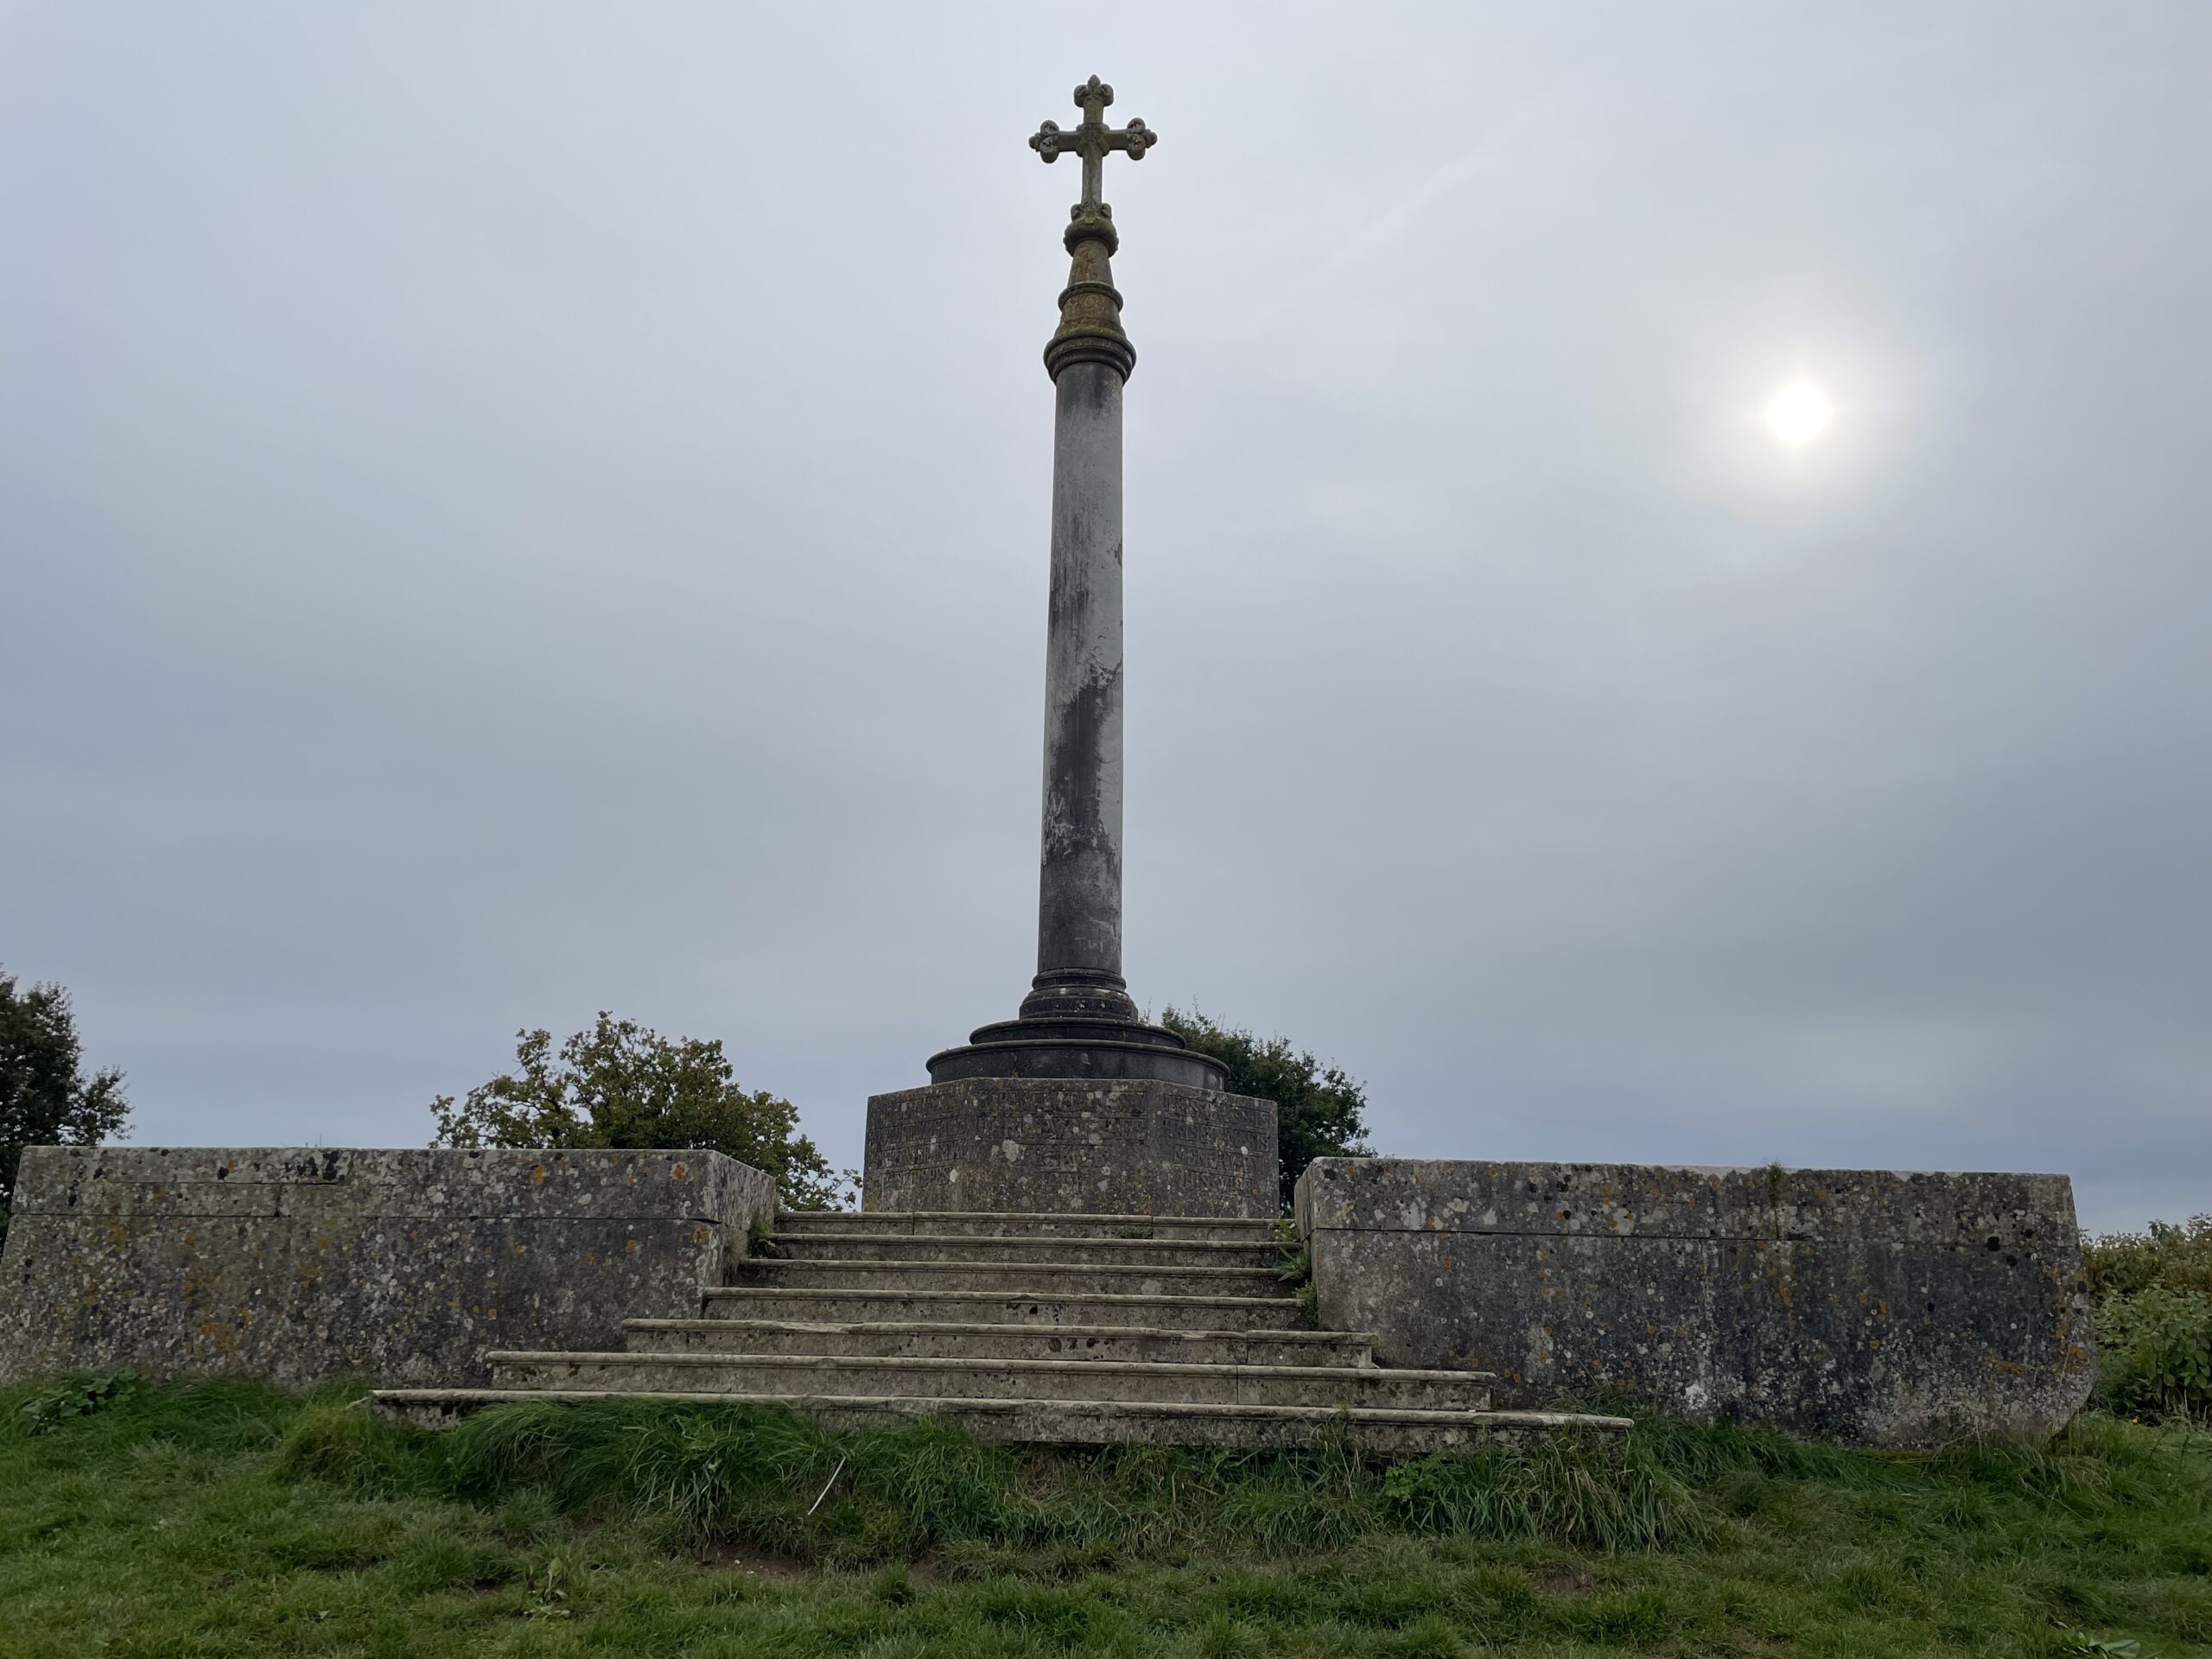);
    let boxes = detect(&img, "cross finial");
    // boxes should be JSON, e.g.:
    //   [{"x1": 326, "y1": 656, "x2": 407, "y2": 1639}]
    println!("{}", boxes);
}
[{"x1": 1030, "y1": 74, "x2": 1156, "y2": 252}]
